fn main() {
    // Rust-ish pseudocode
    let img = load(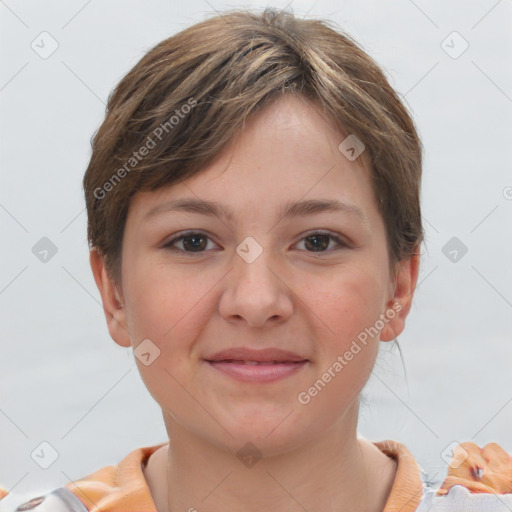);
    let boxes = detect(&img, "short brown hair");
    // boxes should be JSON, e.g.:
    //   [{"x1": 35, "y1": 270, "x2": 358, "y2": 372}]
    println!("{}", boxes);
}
[{"x1": 83, "y1": 7, "x2": 424, "y2": 285}]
